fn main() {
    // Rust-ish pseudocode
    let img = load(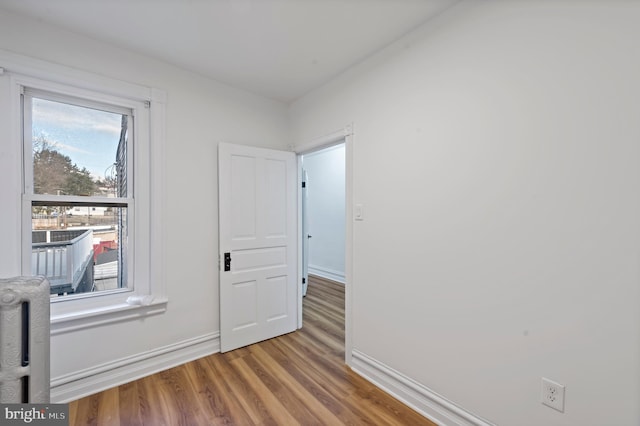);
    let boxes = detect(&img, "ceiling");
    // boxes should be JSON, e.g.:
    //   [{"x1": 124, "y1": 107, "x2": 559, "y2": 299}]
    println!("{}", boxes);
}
[{"x1": 0, "y1": 0, "x2": 457, "y2": 103}]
